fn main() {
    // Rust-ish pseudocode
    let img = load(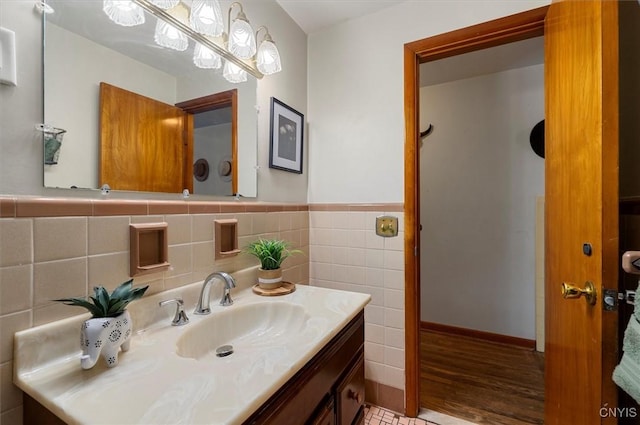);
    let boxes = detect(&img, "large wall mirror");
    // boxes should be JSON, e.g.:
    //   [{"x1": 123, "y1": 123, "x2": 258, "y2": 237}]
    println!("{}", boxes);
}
[{"x1": 42, "y1": 0, "x2": 258, "y2": 197}]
